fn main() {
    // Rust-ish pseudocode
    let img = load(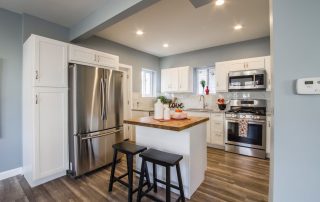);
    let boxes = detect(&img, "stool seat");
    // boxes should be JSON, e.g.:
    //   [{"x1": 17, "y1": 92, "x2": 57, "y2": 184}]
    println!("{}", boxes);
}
[
  {"x1": 113, "y1": 141, "x2": 147, "y2": 155},
  {"x1": 139, "y1": 148, "x2": 183, "y2": 167}
]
